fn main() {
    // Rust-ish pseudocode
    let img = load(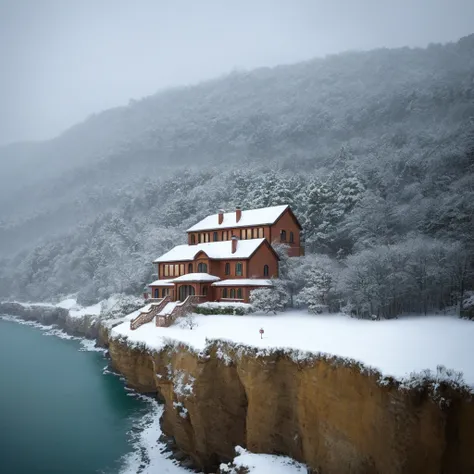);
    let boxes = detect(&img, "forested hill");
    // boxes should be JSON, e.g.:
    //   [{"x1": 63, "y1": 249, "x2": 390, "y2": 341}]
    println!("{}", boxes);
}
[{"x1": 0, "y1": 35, "x2": 473, "y2": 316}]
